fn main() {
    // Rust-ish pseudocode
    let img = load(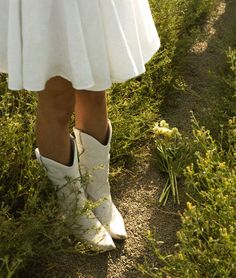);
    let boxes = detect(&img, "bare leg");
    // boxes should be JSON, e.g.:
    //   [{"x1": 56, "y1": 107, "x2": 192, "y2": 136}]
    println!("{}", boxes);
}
[
  {"x1": 36, "y1": 77, "x2": 75, "y2": 166},
  {"x1": 74, "y1": 90, "x2": 109, "y2": 145}
]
